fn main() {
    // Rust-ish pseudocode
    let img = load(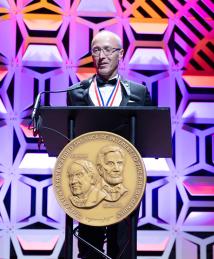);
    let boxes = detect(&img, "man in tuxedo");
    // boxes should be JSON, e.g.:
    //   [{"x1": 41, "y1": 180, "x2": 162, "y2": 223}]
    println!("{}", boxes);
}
[{"x1": 67, "y1": 30, "x2": 152, "y2": 259}]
